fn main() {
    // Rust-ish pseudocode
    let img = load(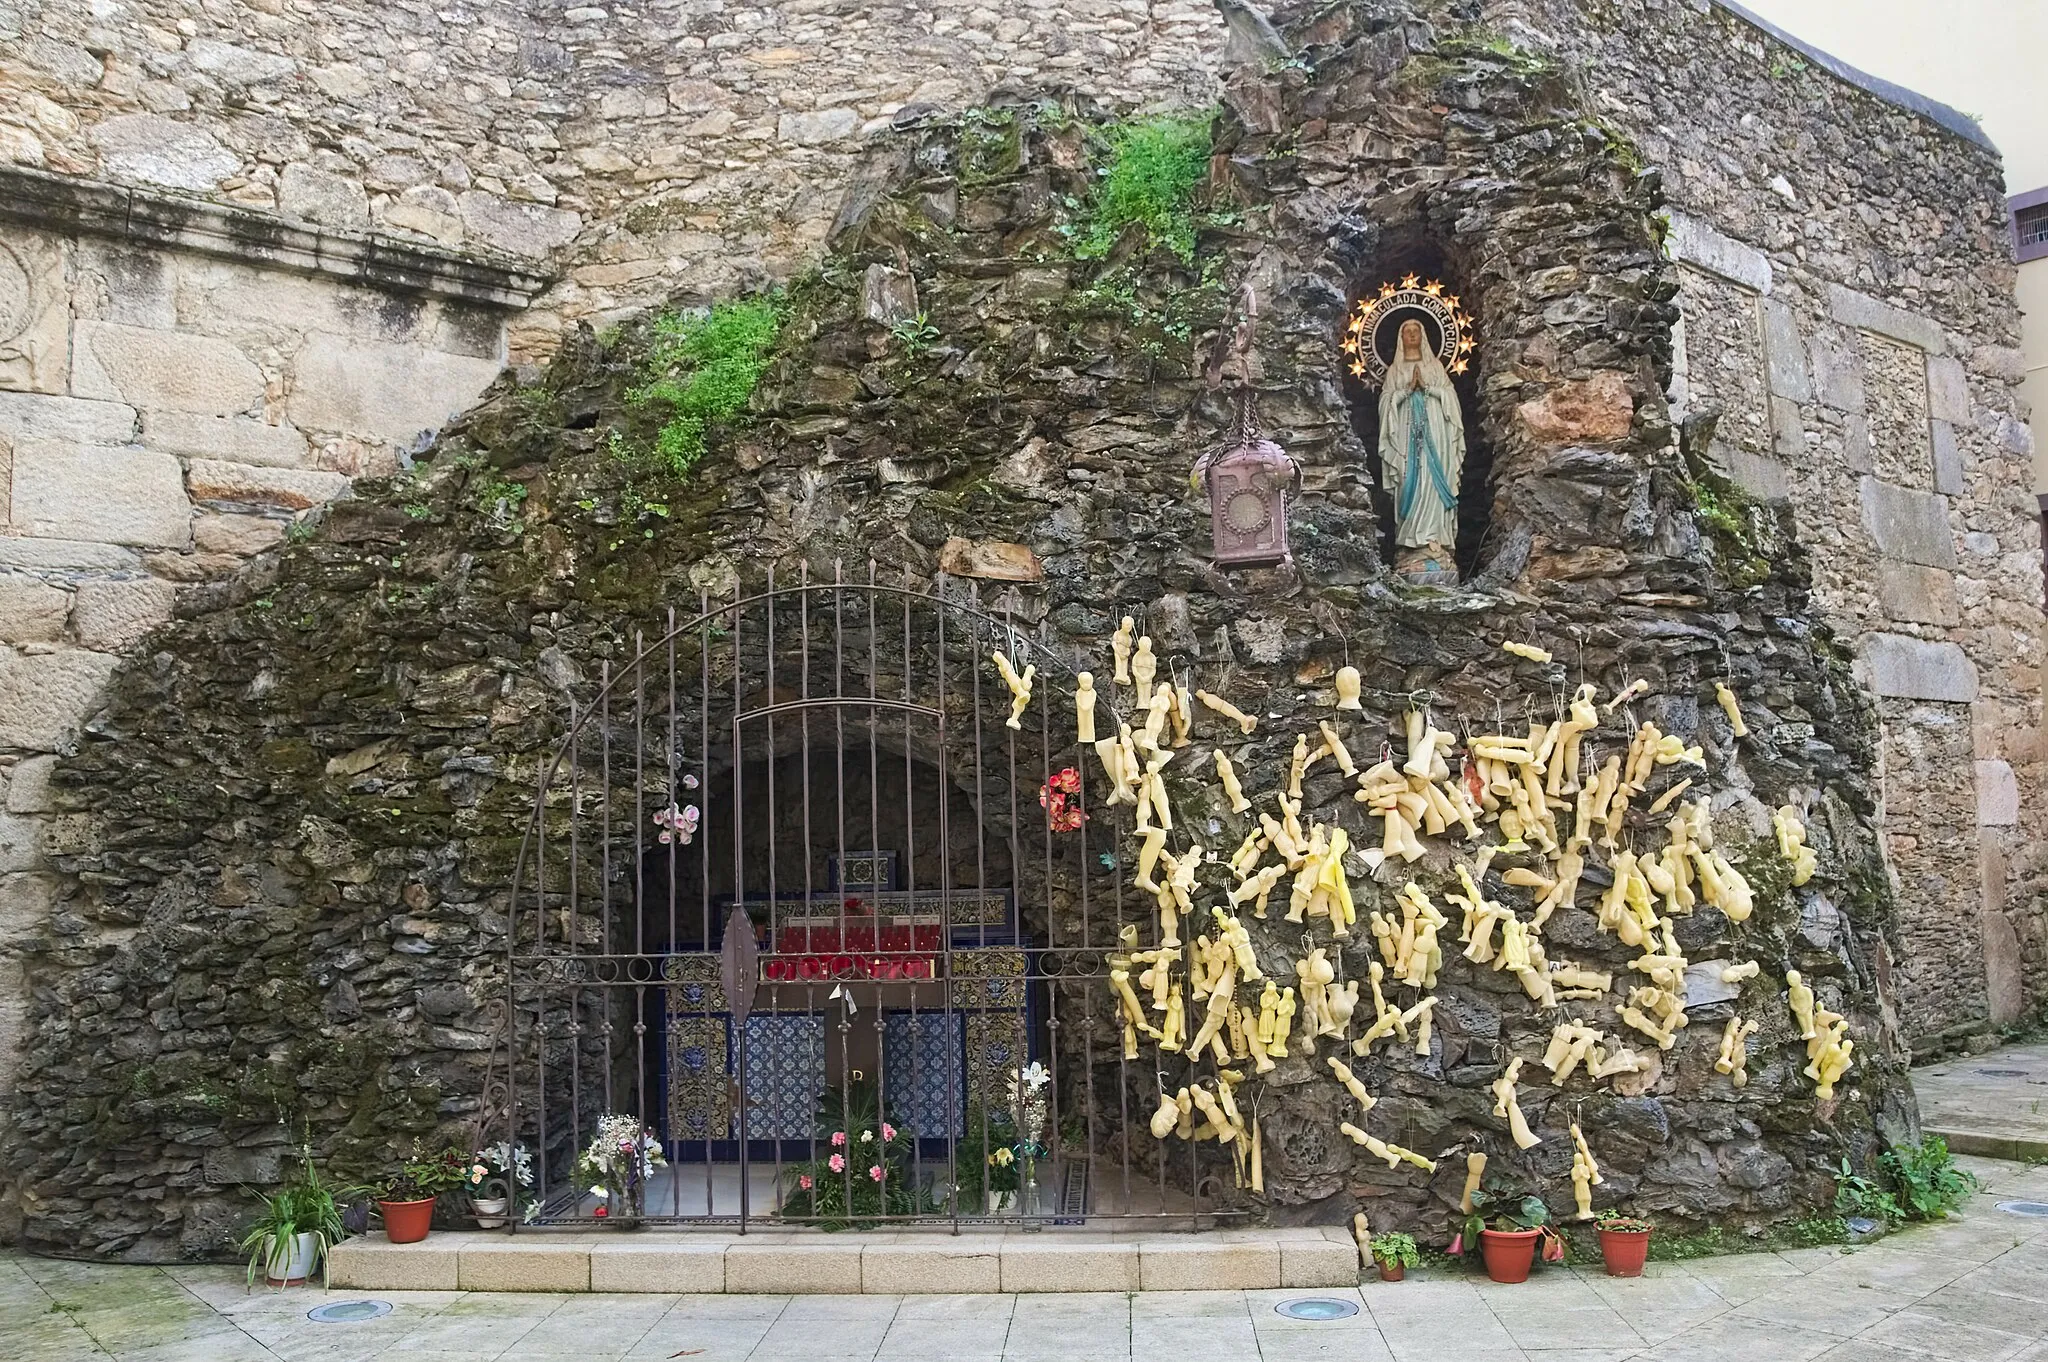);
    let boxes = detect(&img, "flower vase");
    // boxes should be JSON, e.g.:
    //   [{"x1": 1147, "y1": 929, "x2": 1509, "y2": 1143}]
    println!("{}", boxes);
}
[
  {"x1": 1017, "y1": 1155, "x2": 1040, "y2": 1220},
  {"x1": 988, "y1": 1188, "x2": 1016, "y2": 1216},
  {"x1": 606, "y1": 1176, "x2": 645, "y2": 1229}
]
